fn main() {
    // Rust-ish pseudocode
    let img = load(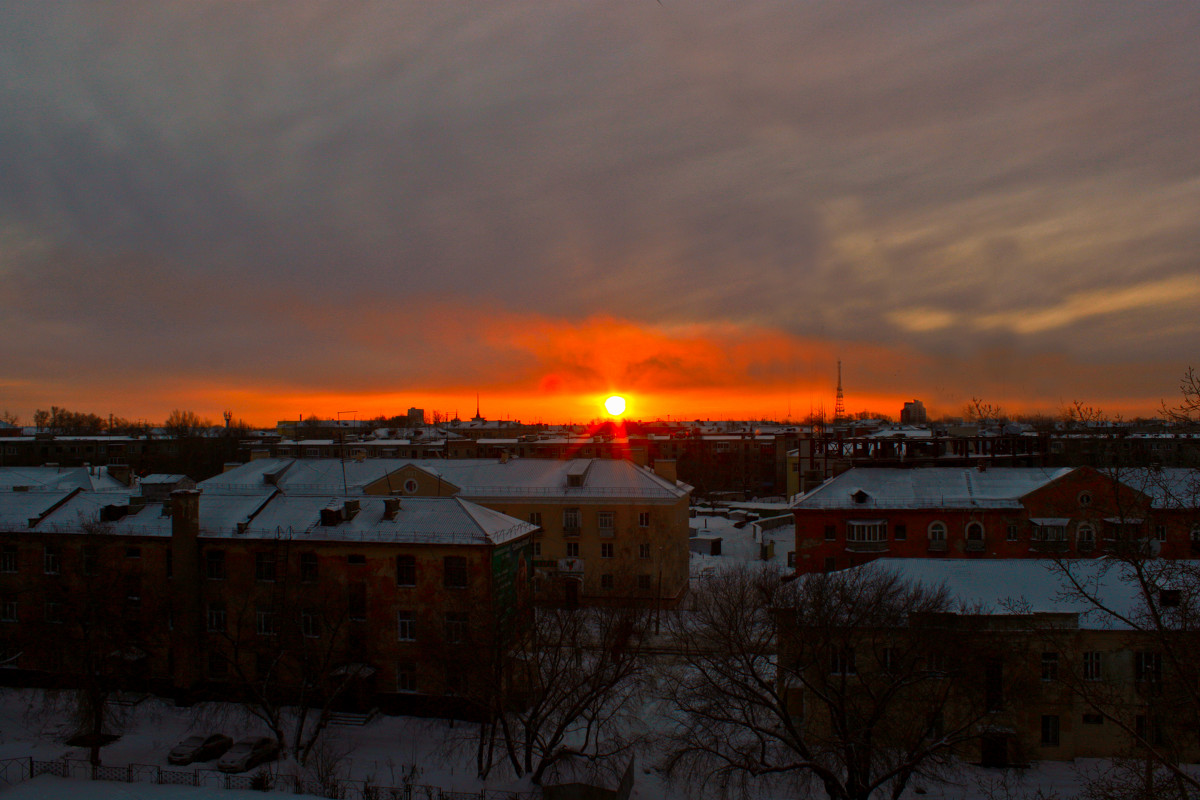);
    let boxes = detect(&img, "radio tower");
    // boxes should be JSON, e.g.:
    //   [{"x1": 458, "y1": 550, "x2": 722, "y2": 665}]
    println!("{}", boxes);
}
[{"x1": 833, "y1": 360, "x2": 846, "y2": 423}]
